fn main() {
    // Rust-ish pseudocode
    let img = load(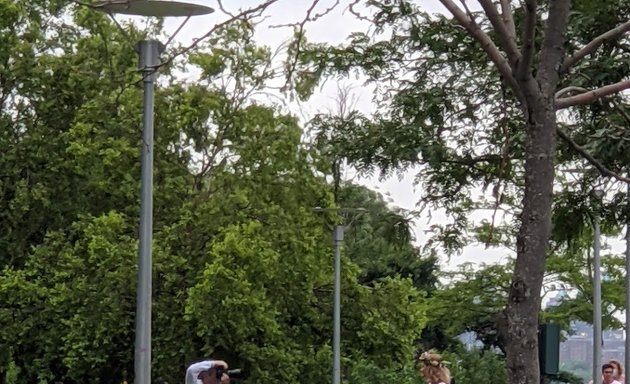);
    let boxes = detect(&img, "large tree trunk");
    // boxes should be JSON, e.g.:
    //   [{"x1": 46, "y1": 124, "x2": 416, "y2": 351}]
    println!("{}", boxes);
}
[
  {"x1": 504, "y1": 104, "x2": 557, "y2": 384},
  {"x1": 502, "y1": 1, "x2": 570, "y2": 381}
]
